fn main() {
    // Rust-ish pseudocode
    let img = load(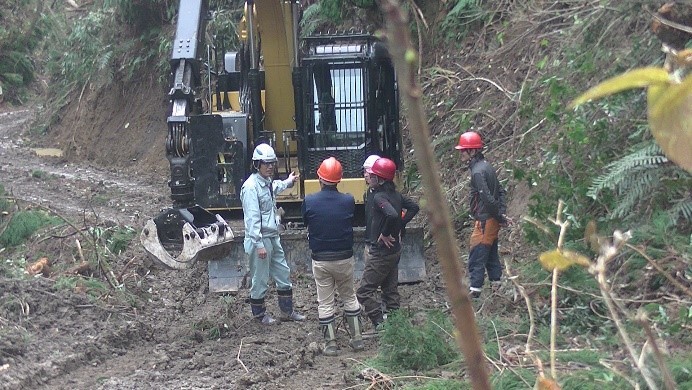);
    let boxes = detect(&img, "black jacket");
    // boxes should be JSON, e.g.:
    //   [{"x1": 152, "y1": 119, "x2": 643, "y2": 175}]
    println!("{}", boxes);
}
[
  {"x1": 363, "y1": 188, "x2": 376, "y2": 244},
  {"x1": 469, "y1": 155, "x2": 507, "y2": 222},
  {"x1": 367, "y1": 183, "x2": 419, "y2": 256},
  {"x1": 302, "y1": 186, "x2": 355, "y2": 261}
]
